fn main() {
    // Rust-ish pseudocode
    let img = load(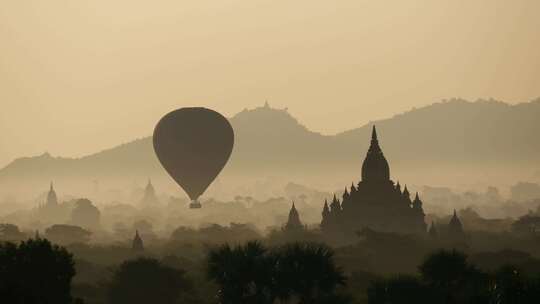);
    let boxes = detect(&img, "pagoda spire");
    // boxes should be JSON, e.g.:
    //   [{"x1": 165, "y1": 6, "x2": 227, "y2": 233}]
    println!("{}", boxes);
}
[
  {"x1": 412, "y1": 192, "x2": 423, "y2": 210},
  {"x1": 46, "y1": 181, "x2": 58, "y2": 206},
  {"x1": 343, "y1": 187, "x2": 349, "y2": 200},
  {"x1": 330, "y1": 194, "x2": 341, "y2": 213},
  {"x1": 448, "y1": 209, "x2": 465, "y2": 236},
  {"x1": 321, "y1": 200, "x2": 330, "y2": 230},
  {"x1": 402, "y1": 185, "x2": 412, "y2": 205},
  {"x1": 132, "y1": 230, "x2": 144, "y2": 252},
  {"x1": 141, "y1": 178, "x2": 159, "y2": 205},
  {"x1": 285, "y1": 201, "x2": 303, "y2": 230},
  {"x1": 322, "y1": 199, "x2": 330, "y2": 217},
  {"x1": 371, "y1": 125, "x2": 378, "y2": 141},
  {"x1": 403, "y1": 185, "x2": 410, "y2": 197},
  {"x1": 361, "y1": 125, "x2": 390, "y2": 181}
]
